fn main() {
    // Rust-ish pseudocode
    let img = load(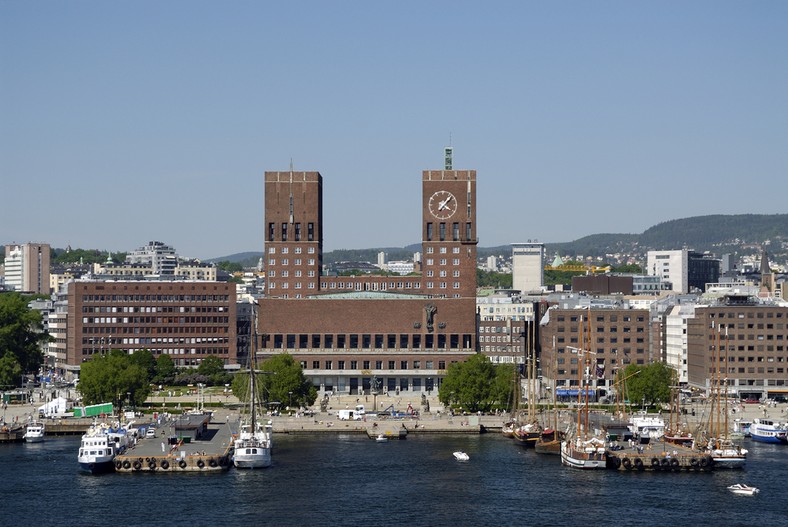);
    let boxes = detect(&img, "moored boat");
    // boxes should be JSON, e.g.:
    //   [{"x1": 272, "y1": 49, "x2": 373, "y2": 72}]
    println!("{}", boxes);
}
[
  {"x1": 24, "y1": 421, "x2": 45, "y2": 443},
  {"x1": 78, "y1": 421, "x2": 134, "y2": 474},
  {"x1": 453, "y1": 451, "x2": 469, "y2": 461},
  {"x1": 749, "y1": 418, "x2": 788, "y2": 444}
]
